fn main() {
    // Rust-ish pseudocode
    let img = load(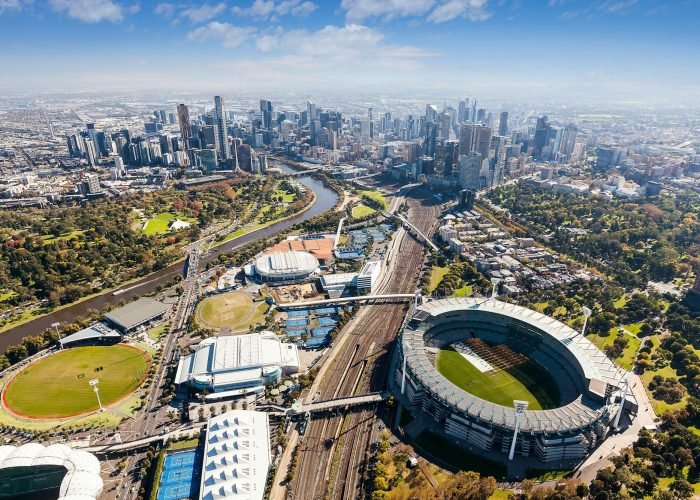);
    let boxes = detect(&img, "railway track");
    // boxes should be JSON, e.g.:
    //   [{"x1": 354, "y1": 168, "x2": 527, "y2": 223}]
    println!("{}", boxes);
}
[{"x1": 289, "y1": 192, "x2": 439, "y2": 500}]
